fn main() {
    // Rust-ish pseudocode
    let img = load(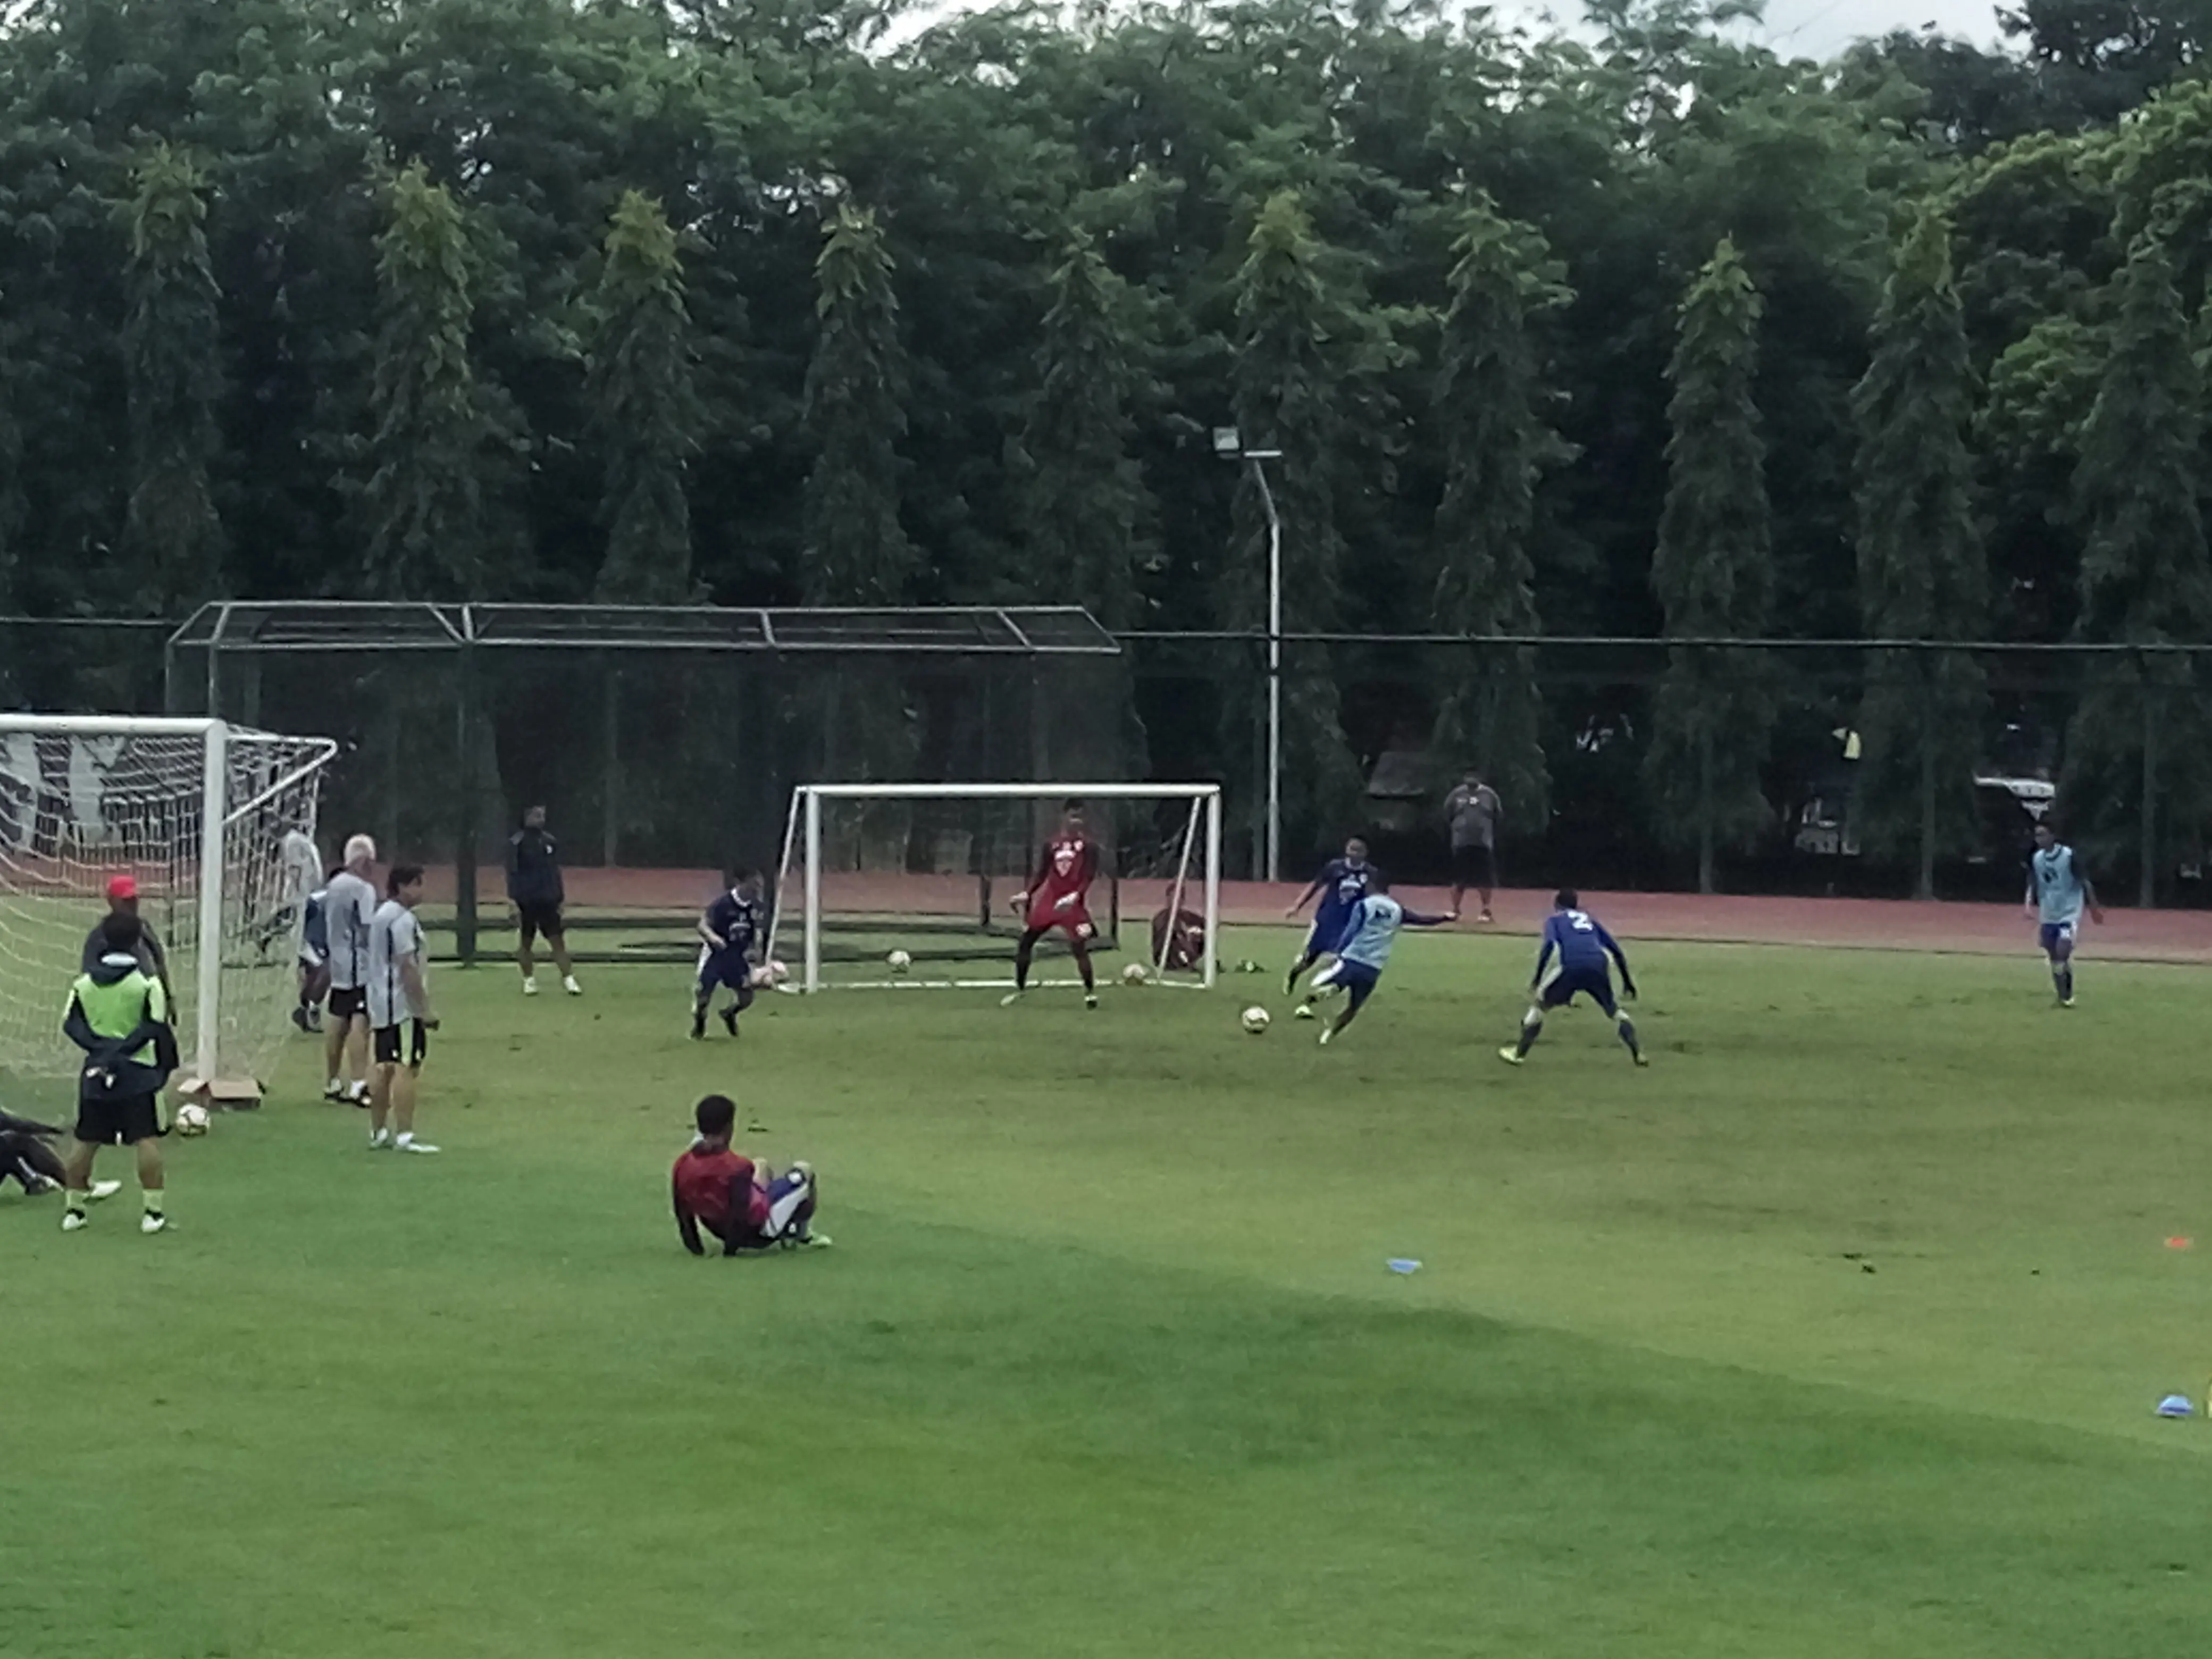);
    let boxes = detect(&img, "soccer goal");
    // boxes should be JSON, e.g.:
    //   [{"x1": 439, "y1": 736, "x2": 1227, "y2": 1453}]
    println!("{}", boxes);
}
[
  {"x1": 771, "y1": 783, "x2": 1222, "y2": 992},
  {"x1": 0, "y1": 715, "x2": 339, "y2": 1095}
]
